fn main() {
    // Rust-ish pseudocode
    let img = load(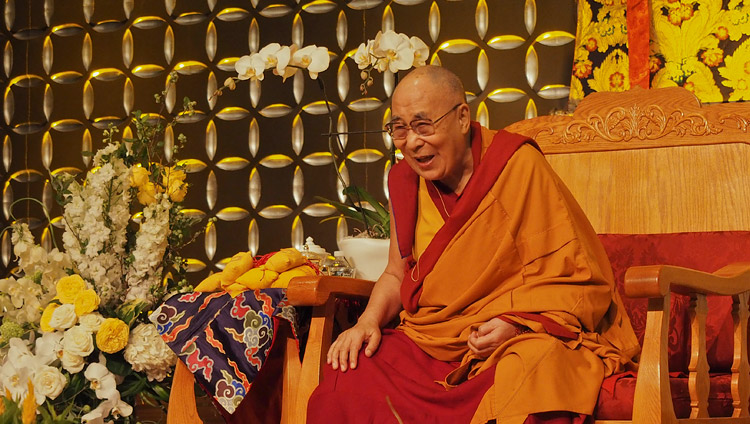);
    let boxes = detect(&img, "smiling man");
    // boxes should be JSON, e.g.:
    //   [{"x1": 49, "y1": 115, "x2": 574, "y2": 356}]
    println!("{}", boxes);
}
[{"x1": 307, "y1": 66, "x2": 639, "y2": 424}]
